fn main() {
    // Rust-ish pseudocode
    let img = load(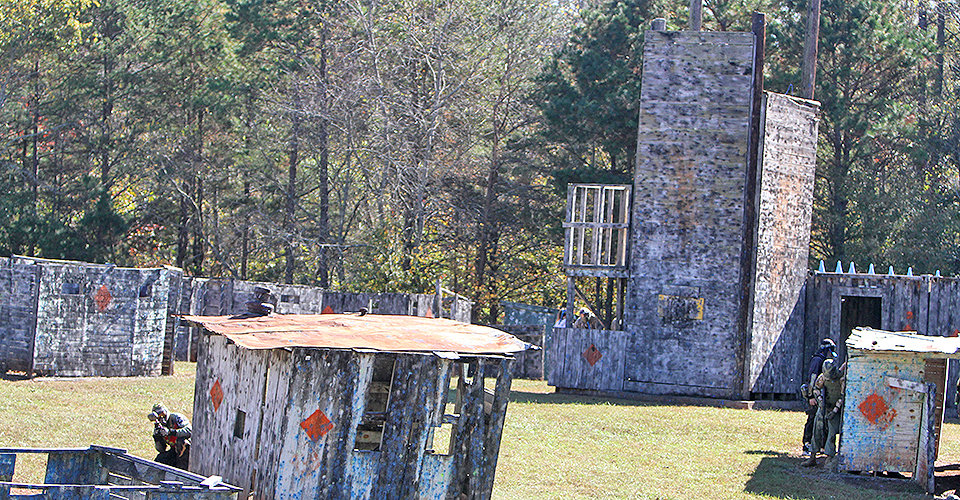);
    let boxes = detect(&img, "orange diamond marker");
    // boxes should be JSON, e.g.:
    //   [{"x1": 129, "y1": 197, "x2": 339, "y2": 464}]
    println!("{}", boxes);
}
[
  {"x1": 210, "y1": 379, "x2": 224, "y2": 412},
  {"x1": 321, "y1": 305, "x2": 336, "y2": 314},
  {"x1": 583, "y1": 344, "x2": 603, "y2": 367},
  {"x1": 859, "y1": 392, "x2": 896, "y2": 428},
  {"x1": 94, "y1": 285, "x2": 112, "y2": 312},
  {"x1": 301, "y1": 409, "x2": 334, "y2": 441}
]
